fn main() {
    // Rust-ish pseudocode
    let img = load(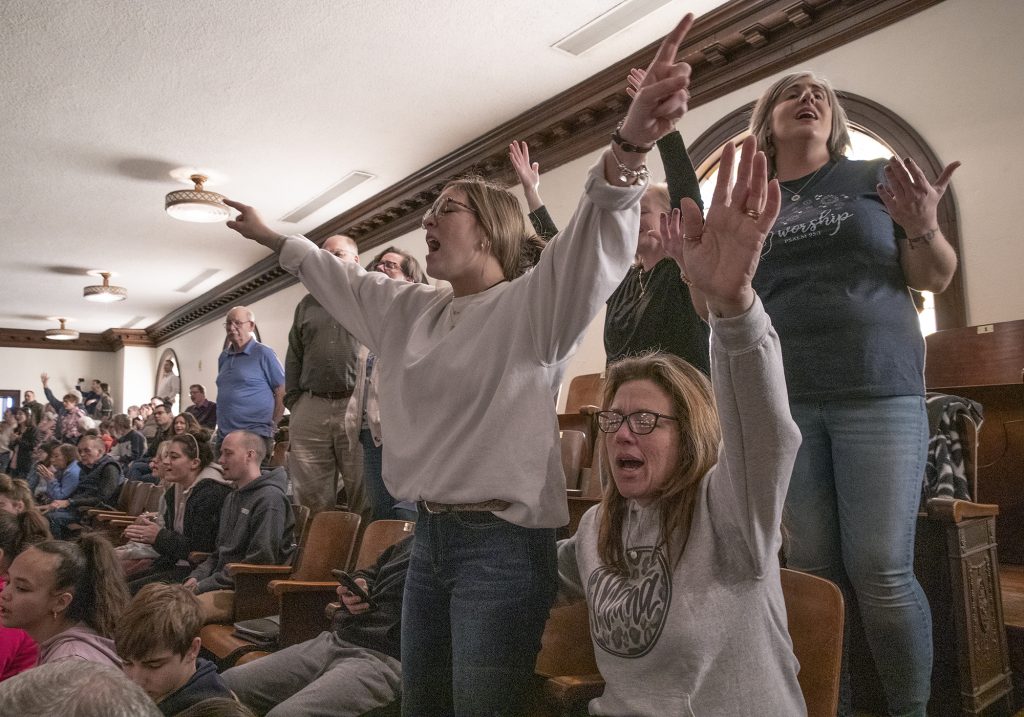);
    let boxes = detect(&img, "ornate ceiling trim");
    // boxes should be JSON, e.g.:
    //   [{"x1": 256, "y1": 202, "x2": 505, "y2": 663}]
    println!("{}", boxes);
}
[
  {"x1": 141, "y1": 0, "x2": 945, "y2": 343},
  {"x1": 0, "y1": 327, "x2": 155, "y2": 352}
]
